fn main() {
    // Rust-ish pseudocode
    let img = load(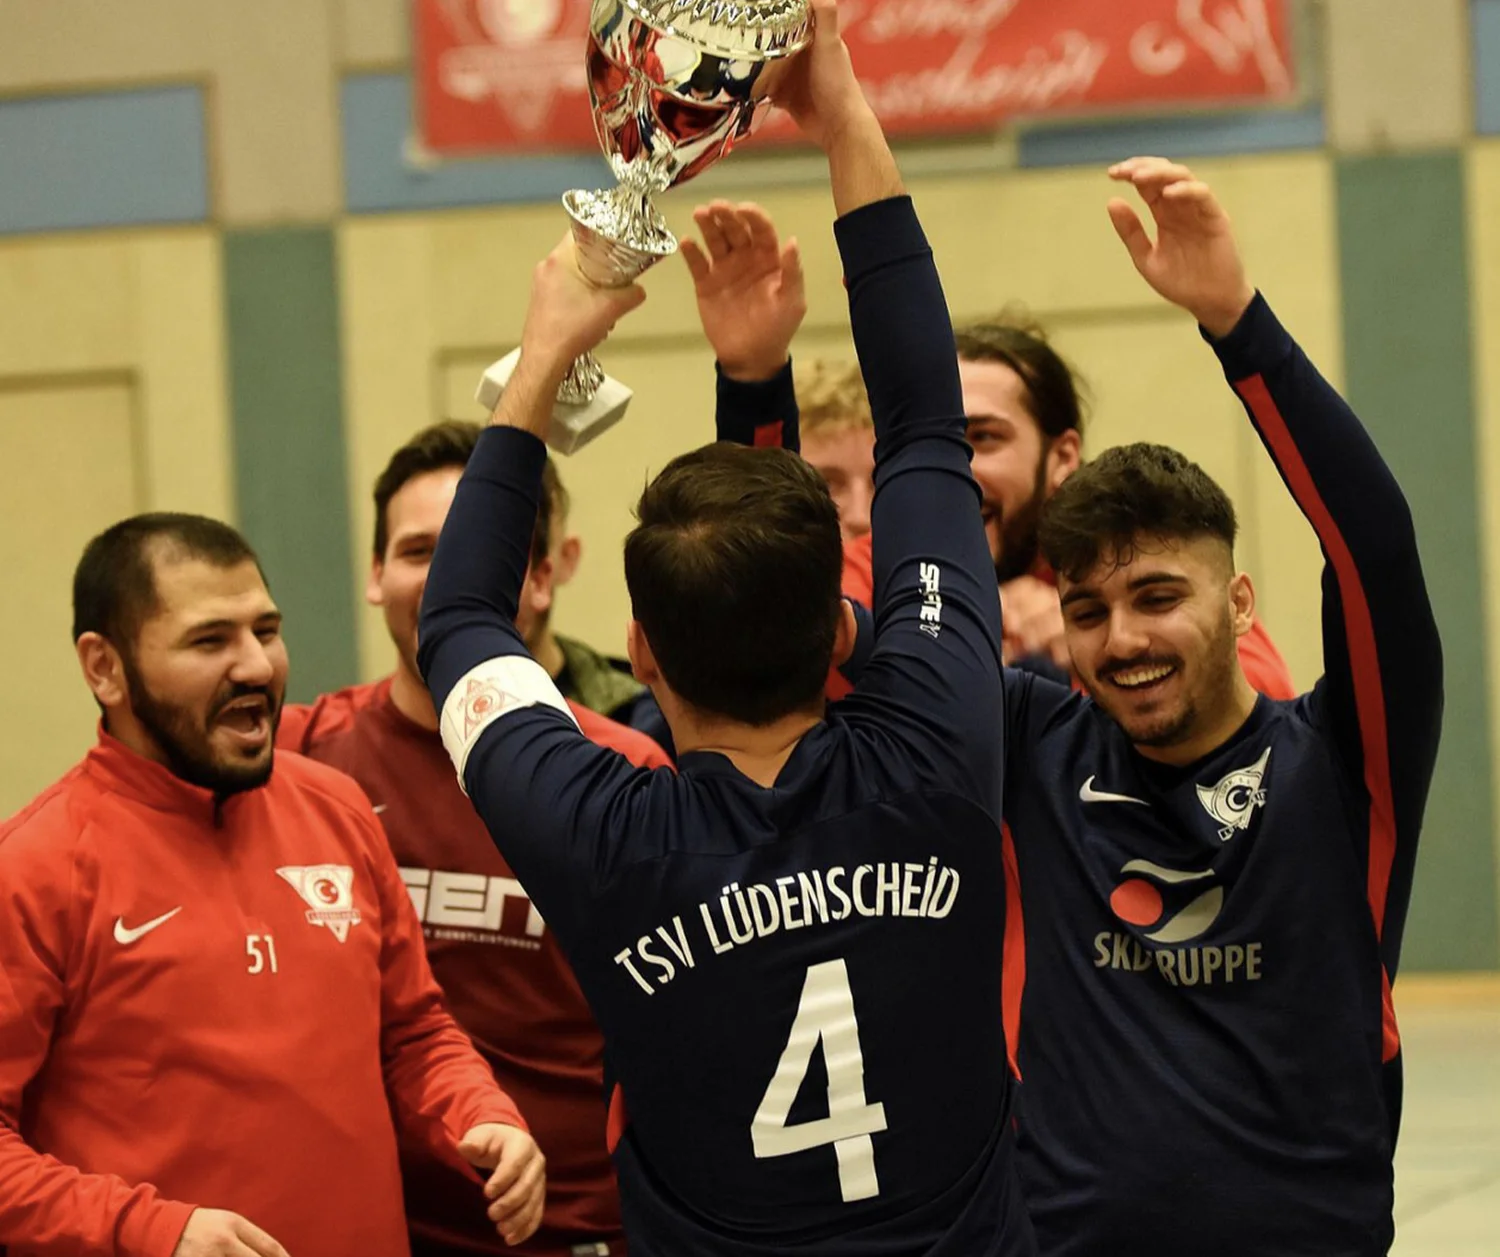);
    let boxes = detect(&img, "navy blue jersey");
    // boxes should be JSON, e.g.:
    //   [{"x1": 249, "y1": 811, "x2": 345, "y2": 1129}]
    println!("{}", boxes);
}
[
  {"x1": 418, "y1": 198, "x2": 1034, "y2": 1256},
  {"x1": 1002, "y1": 295, "x2": 1442, "y2": 1256},
  {"x1": 716, "y1": 295, "x2": 1443, "y2": 1255}
]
